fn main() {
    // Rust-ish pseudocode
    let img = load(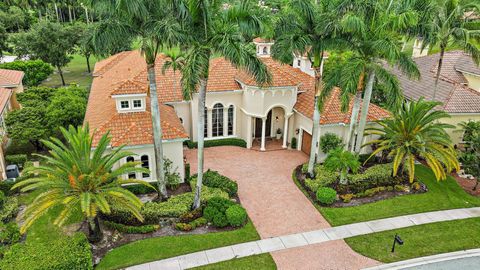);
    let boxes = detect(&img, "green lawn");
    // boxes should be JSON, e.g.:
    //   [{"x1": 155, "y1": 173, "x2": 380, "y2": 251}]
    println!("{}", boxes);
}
[
  {"x1": 346, "y1": 217, "x2": 480, "y2": 263},
  {"x1": 40, "y1": 54, "x2": 98, "y2": 89},
  {"x1": 96, "y1": 220, "x2": 263, "y2": 270},
  {"x1": 294, "y1": 165, "x2": 480, "y2": 226},
  {"x1": 191, "y1": 254, "x2": 277, "y2": 270}
]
